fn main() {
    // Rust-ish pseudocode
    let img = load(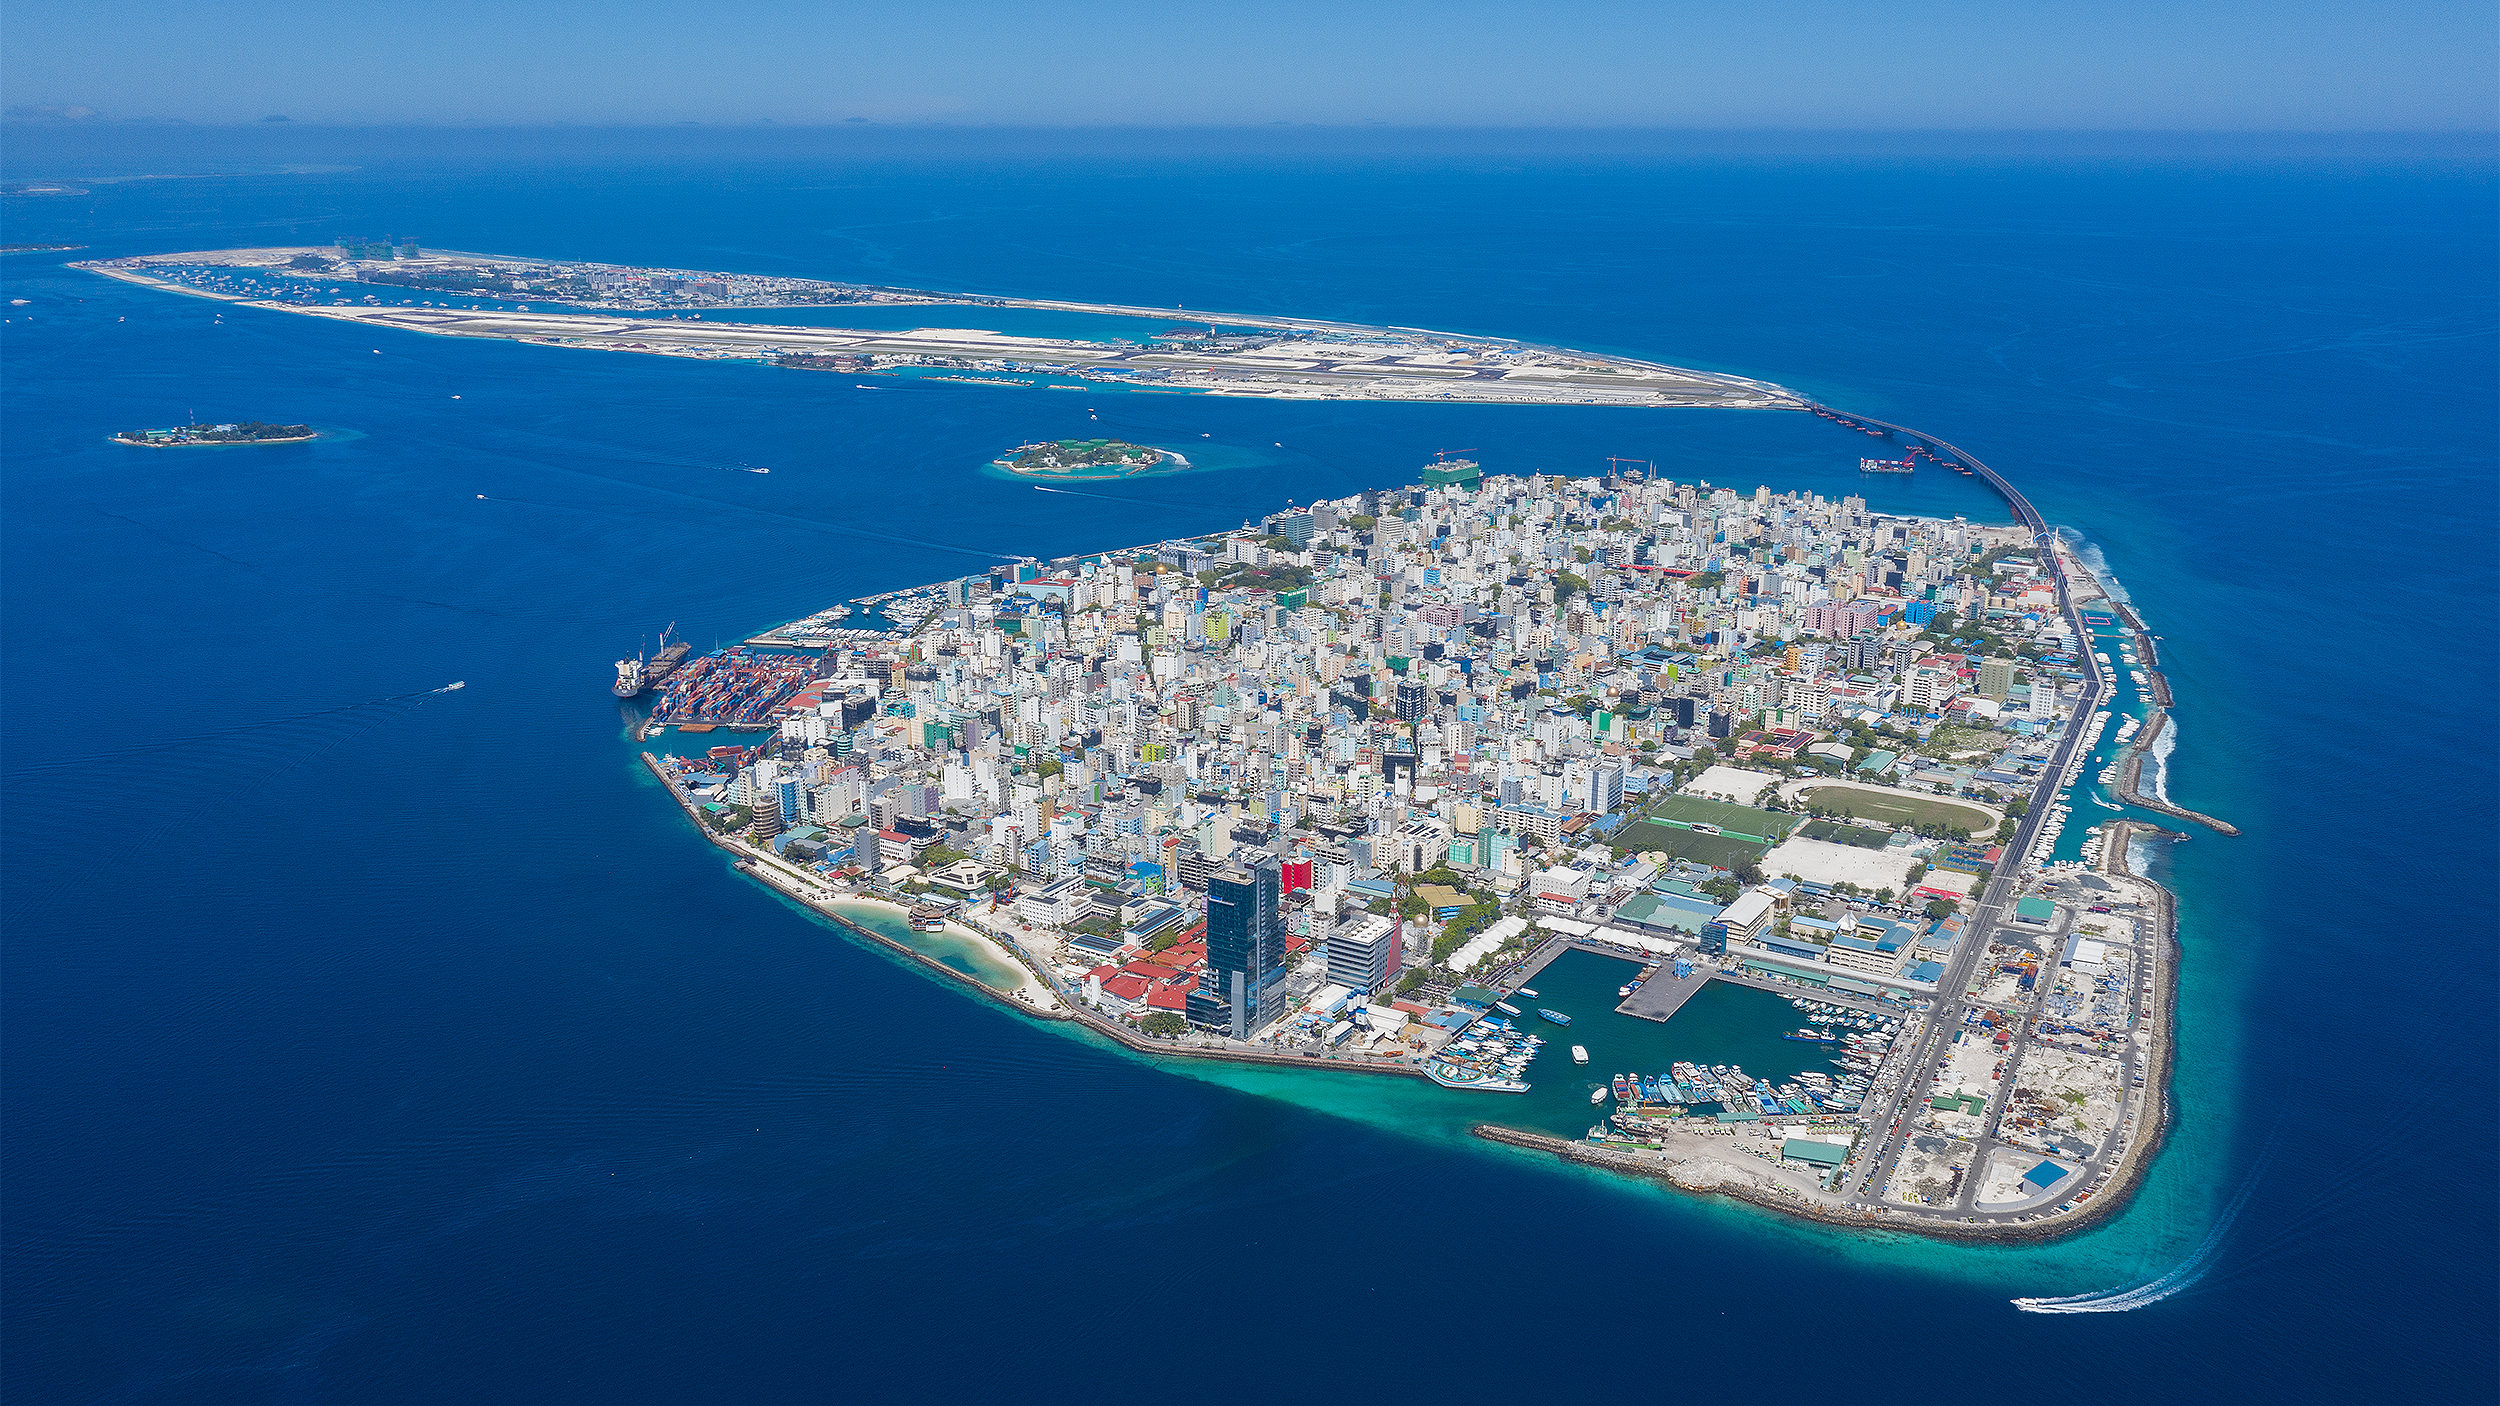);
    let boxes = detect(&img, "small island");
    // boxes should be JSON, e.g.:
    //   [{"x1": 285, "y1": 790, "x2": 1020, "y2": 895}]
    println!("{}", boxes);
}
[
  {"x1": 993, "y1": 438, "x2": 1180, "y2": 480},
  {"x1": 113, "y1": 420, "x2": 317, "y2": 448}
]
